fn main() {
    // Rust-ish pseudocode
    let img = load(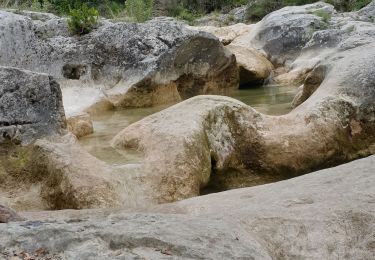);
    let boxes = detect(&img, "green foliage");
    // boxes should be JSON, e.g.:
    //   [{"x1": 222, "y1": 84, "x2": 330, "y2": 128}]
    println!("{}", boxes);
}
[
  {"x1": 2, "y1": 0, "x2": 372, "y2": 22},
  {"x1": 3, "y1": 0, "x2": 125, "y2": 17},
  {"x1": 325, "y1": 0, "x2": 372, "y2": 11},
  {"x1": 313, "y1": 9, "x2": 331, "y2": 23},
  {"x1": 68, "y1": 4, "x2": 99, "y2": 35},
  {"x1": 177, "y1": 8, "x2": 202, "y2": 25},
  {"x1": 125, "y1": 0, "x2": 153, "y2": 22},
  {"x1": 246, "y1": 0, "x2": 284, "y2": 21},
  {"x1": 177, "y1": 0, "x2": 248, "y2": 14}
]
